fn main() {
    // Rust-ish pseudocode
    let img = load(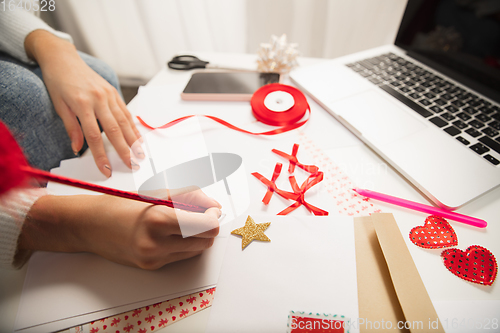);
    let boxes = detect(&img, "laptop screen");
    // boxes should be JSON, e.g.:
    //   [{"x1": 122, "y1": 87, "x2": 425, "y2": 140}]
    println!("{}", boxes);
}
[{"x1": 395, "y1": 0, "x2": 500, "y2": 102}]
